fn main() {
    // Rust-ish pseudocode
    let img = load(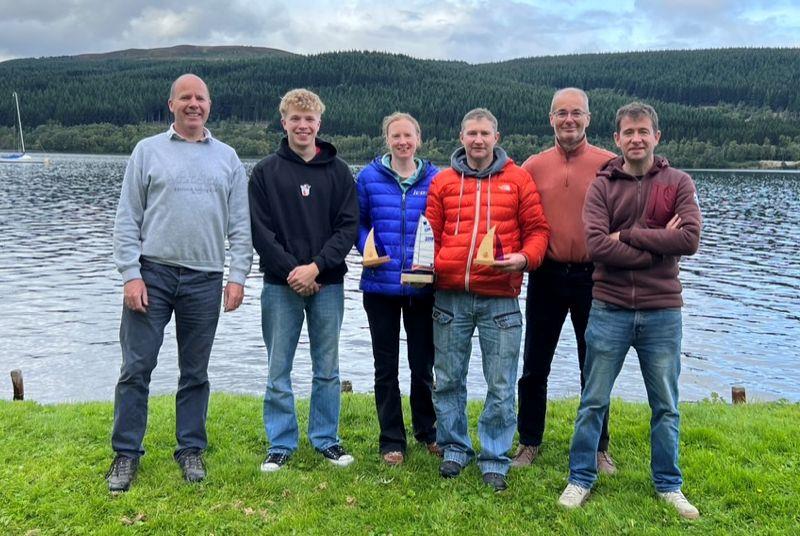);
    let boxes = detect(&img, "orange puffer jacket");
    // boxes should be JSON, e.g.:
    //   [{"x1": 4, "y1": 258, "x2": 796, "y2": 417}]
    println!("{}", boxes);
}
[{"x1": 427, "y1": 151, "x2": 550, "y2": 297}]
